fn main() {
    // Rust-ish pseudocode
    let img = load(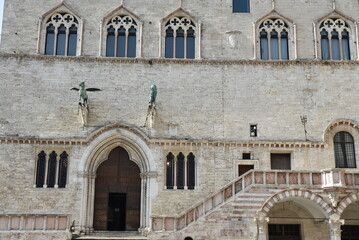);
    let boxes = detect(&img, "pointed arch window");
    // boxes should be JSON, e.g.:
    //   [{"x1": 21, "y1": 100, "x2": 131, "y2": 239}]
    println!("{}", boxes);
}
[
  {"x1": 319, "y1": 18, "x2": 351, "y2": 60},
  {"x1": 36, "y1": 151, "x2": 47, "y2": 188},
  {"x1": 165, "y1": 16, "x2": 196, "y2": 59},
  {"x1": 35, "y1": 150, "x2": 69, "y2": 188},
  {"x1": 44, "y1": 13, "x2": 78, "y2": 56},
  {"x1": 259, "y1": 18, "x2": 289, "y2": 60},
  {"x1": 166, "y1": 152, "x2": 175, "y2": 189},
  {"x1": 165, "y1": 152, "x2": 196, "y2": 190},
  {"x1": 334, "y1": 132, "x2": 356, "y2": 168},
  {"x1": 105, "y1": 15, "x2": 137, "y2": 58}
]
